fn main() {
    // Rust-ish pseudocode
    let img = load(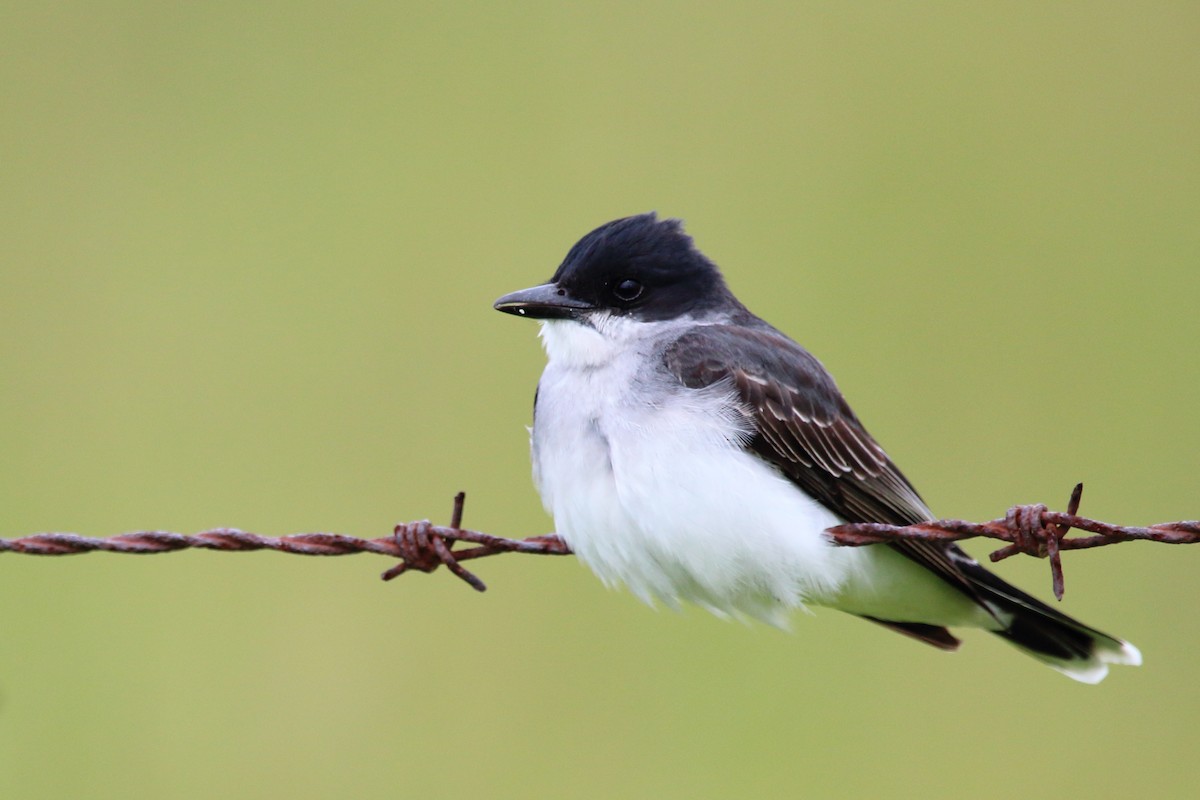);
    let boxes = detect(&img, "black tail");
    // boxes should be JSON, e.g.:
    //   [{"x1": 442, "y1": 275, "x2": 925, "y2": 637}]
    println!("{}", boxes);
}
[{"x1": 966, "y1": 561, "x2": 1140, "y2": 684}]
